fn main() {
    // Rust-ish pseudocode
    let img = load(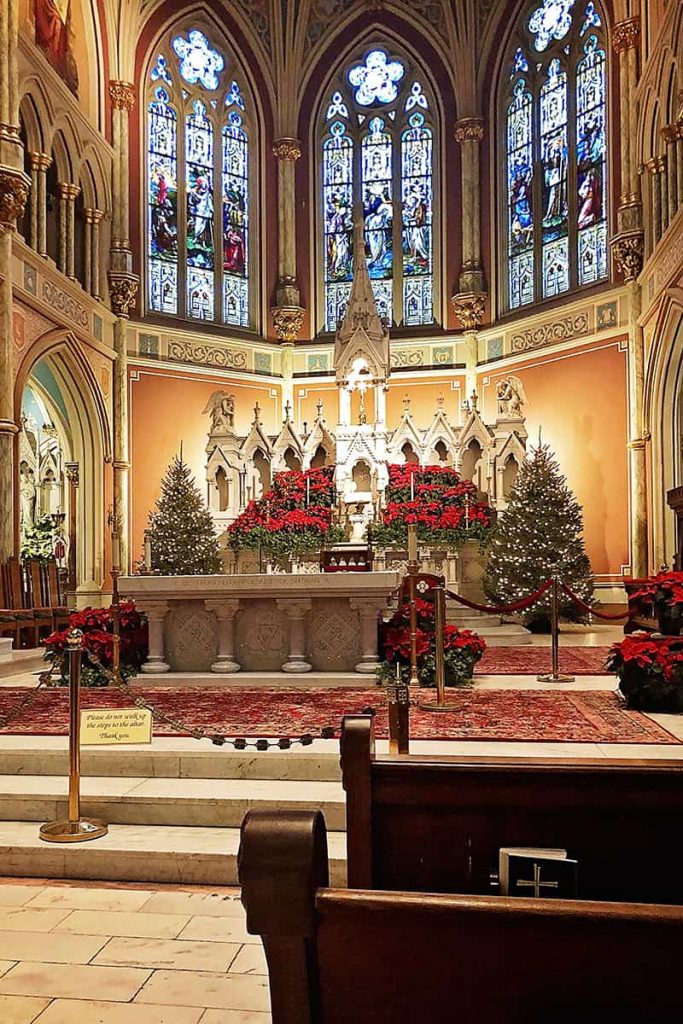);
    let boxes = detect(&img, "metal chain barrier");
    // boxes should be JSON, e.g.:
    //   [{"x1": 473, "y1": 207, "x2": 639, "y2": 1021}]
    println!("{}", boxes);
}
[{"x1": 0, "y1": 663, "x2": 60, "y2": 731}]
